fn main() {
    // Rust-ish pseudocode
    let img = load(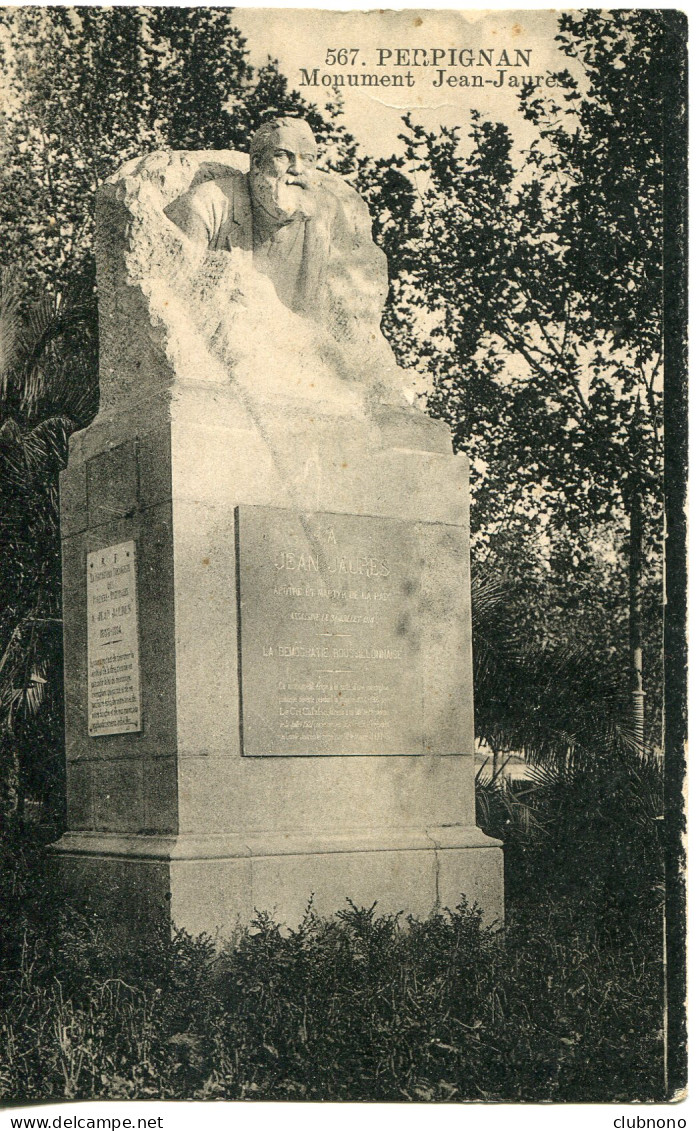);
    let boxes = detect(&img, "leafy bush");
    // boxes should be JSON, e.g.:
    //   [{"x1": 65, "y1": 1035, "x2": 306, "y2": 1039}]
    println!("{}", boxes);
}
[{"x1": 0, "y1": 763, "x2": 665, "y2": 1104}]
